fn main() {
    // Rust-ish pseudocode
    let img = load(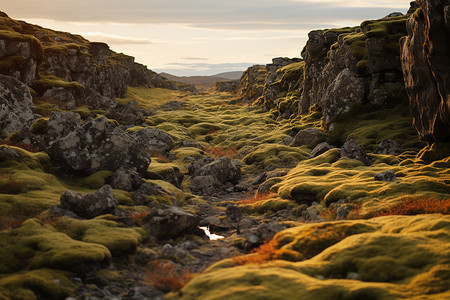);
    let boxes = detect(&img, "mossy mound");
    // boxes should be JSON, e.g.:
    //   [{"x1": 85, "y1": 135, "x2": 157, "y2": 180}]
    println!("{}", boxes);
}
[
  {"x1": 0, "y1": 219, "x2": 111, "y2": 273},
  {"x1": 0, "y1": 269, "x2": 75, "y2": 300},
  {"x1": 177, "y1": 215, "x2": 450, "y2": 300},
  {"x1": 116, "y1": 86, "x2": 187, "y2": 110},
  {"x1": 57, "y1": 217, "x2": 144, "y2": 256},
  {"x1": 272, "y1": 149, "x2": 450, "y2": 215}
]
